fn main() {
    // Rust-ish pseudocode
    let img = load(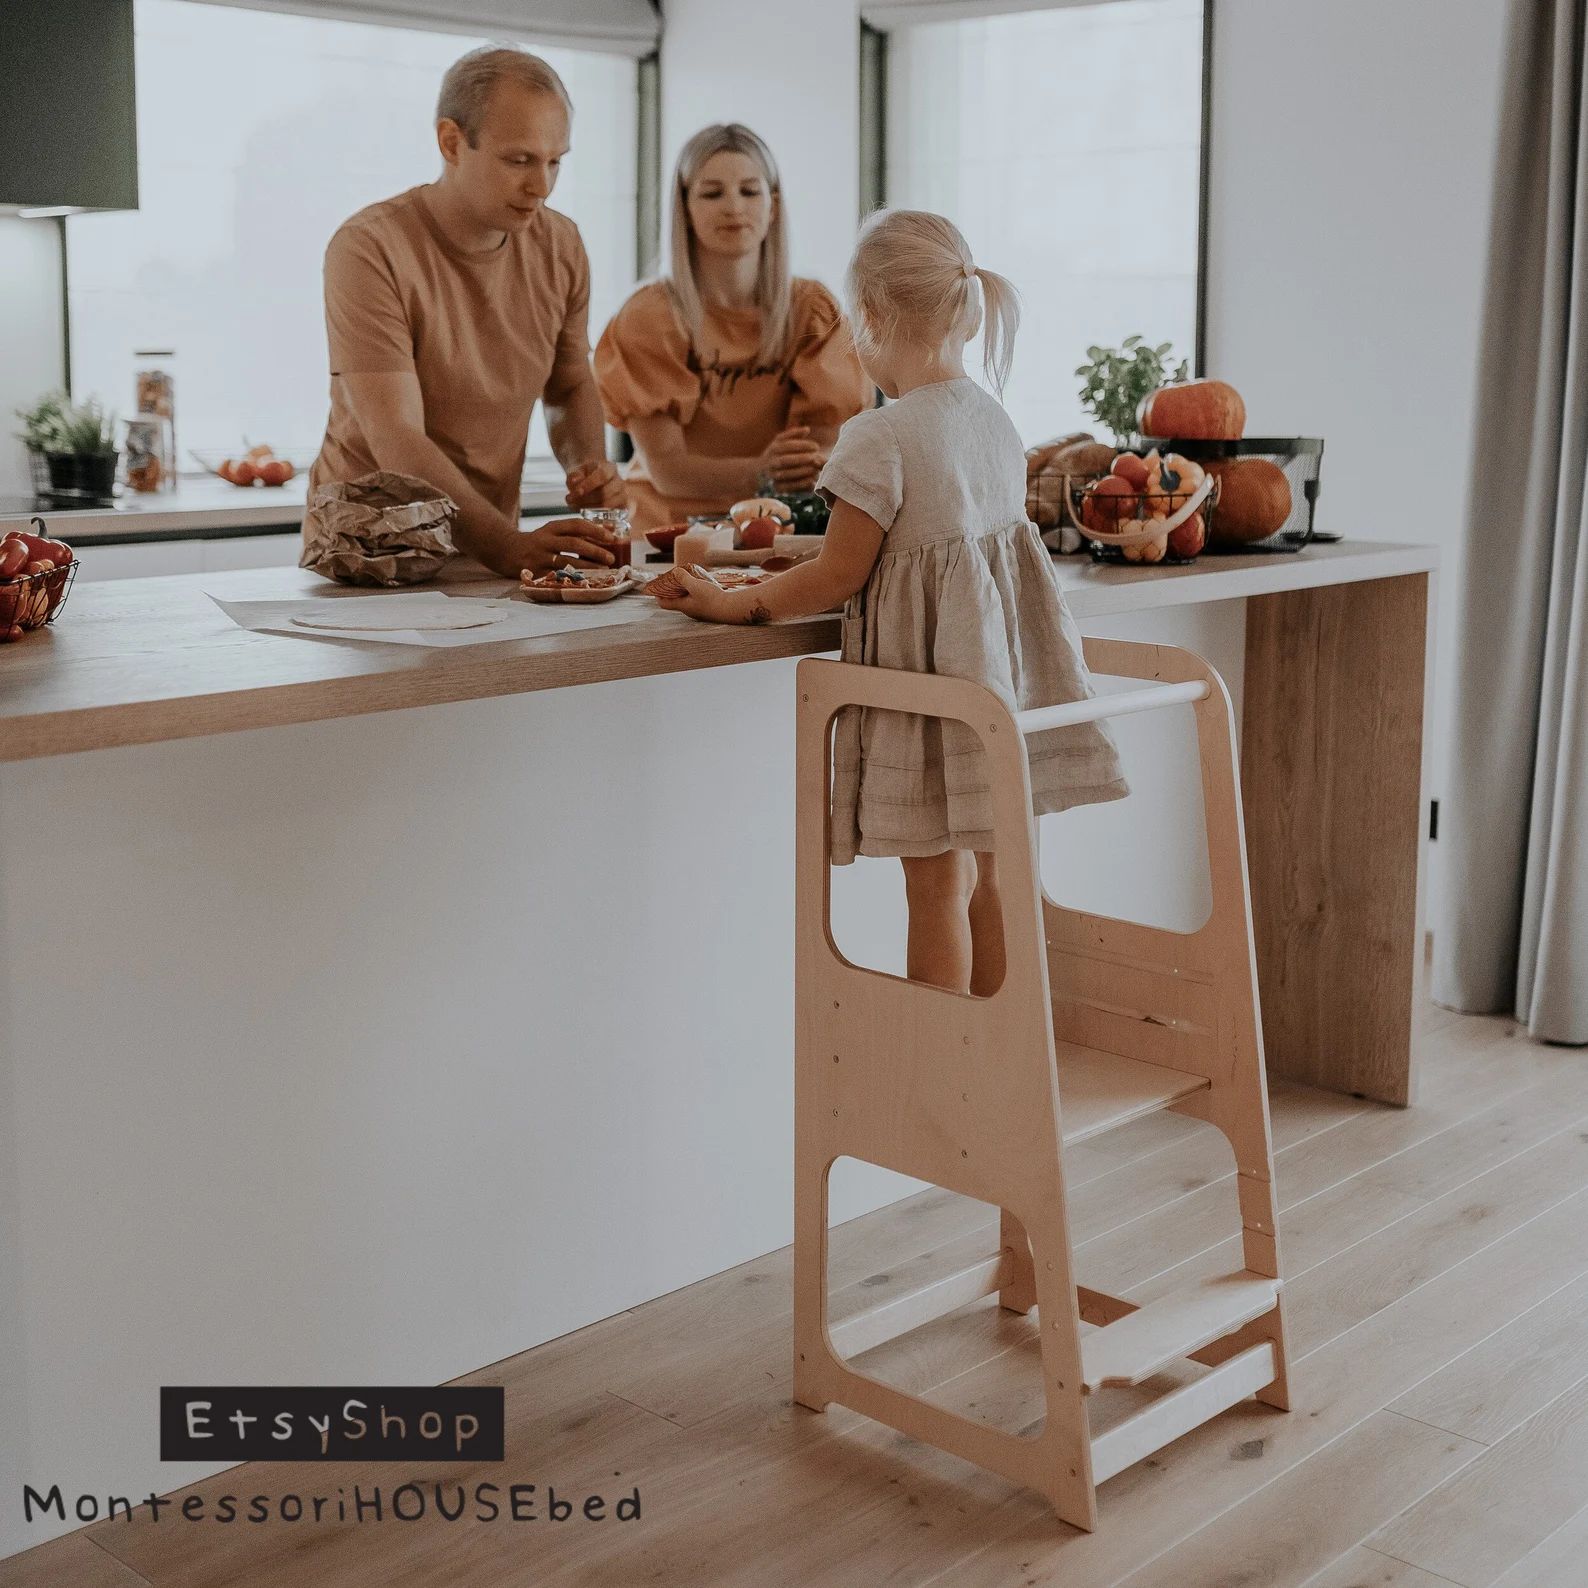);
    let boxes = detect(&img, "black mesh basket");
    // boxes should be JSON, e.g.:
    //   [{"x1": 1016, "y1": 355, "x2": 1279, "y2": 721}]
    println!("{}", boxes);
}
[{"x1": 1157, "y1": 437, "x2": 1329, "y2": 554}]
